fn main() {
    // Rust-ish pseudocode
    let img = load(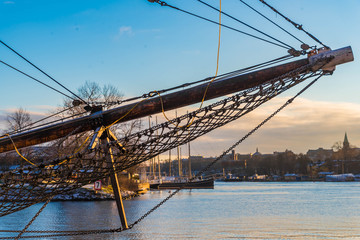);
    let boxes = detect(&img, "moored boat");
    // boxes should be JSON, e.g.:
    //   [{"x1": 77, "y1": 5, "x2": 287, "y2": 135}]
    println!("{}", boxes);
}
[{"x1": 150, "y1": 177, "x2": 214, "y2": 189}]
